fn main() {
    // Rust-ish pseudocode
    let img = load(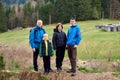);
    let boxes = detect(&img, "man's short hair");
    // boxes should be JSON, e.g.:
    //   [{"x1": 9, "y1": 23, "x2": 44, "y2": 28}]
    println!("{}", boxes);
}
[{"x1": 70, "y1": 18, "x2": 76, "y2": 21}]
